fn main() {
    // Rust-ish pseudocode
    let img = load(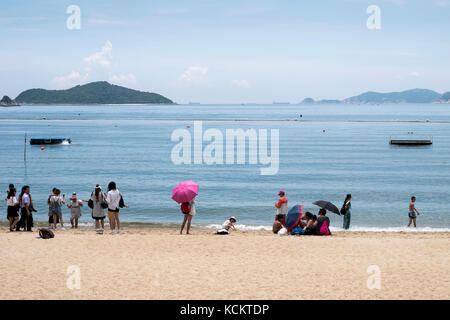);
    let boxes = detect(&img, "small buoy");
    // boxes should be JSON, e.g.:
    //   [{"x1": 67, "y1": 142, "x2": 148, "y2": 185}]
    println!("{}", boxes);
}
[
  {"x1": 322, "y1": 129, "x2": 326, "y2": 133},
  {"x1": 48, "y1": 124, "x2": 51, "y2": 127},
  {"x1": 41, "y1": 147, "x2": 45, "y2": 150},
  {"x1": 186, "y1": 125, "x2": 190, "y2": 128}
]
